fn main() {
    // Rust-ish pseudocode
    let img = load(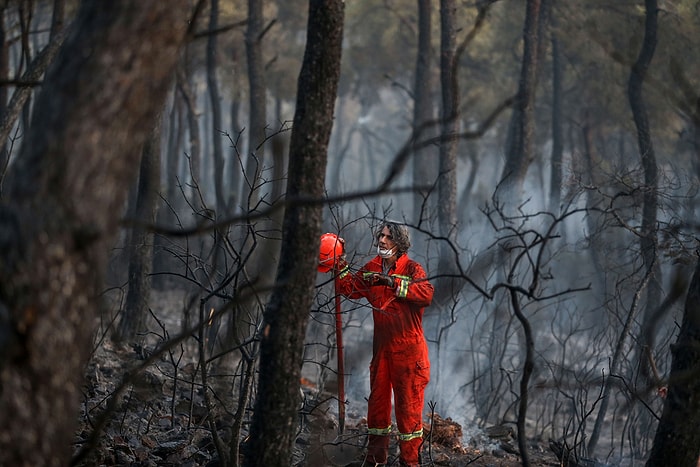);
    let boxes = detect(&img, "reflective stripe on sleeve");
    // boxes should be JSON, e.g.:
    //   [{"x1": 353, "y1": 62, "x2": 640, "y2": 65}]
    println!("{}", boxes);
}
[
  {"x1": 396, "y1": 277, "x2": 409, "y2": 298},
  {"x1": 338, "y1": 264, "x2": 350, "y2": 279}
]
